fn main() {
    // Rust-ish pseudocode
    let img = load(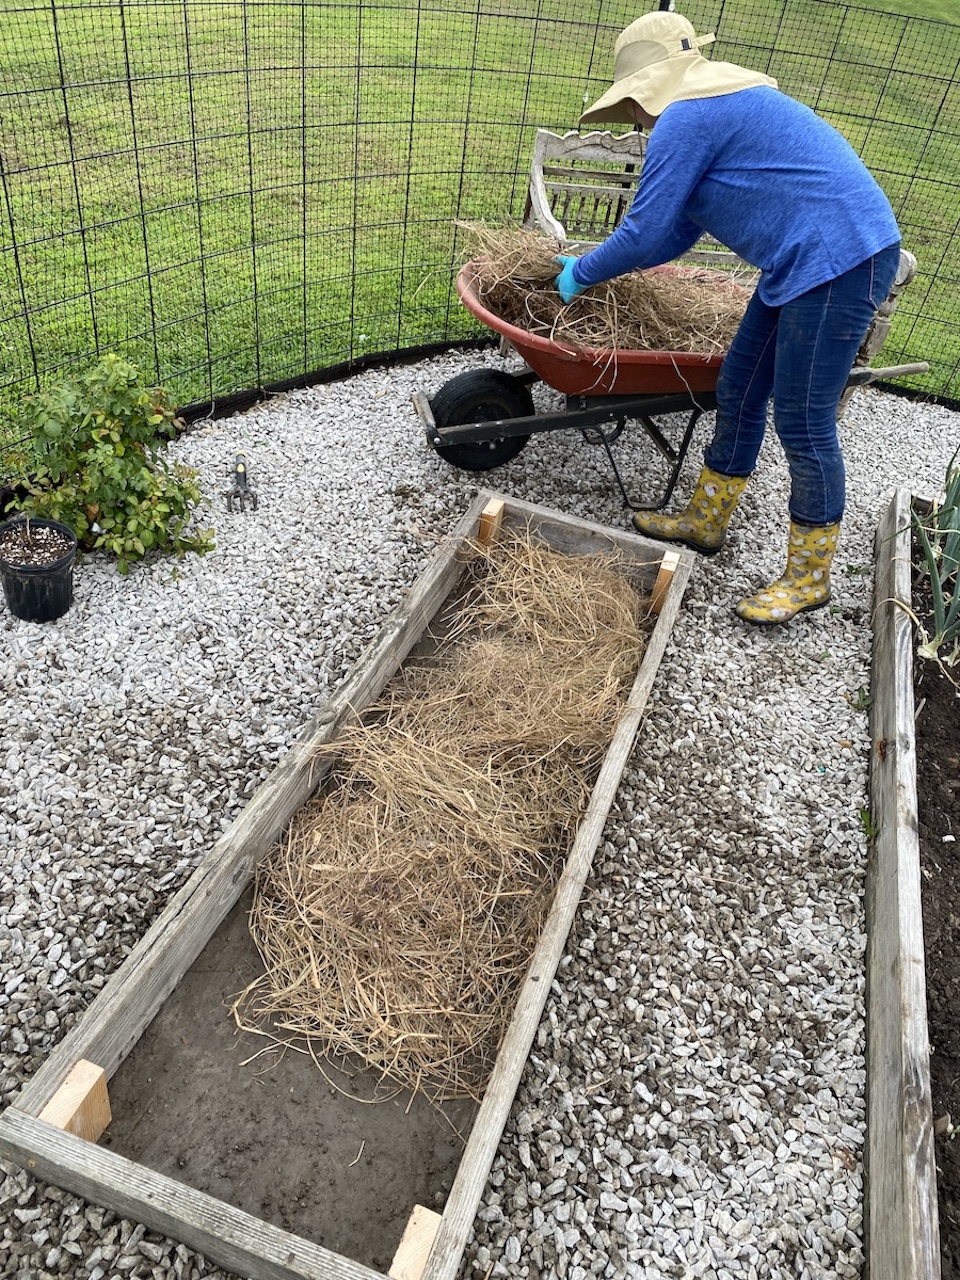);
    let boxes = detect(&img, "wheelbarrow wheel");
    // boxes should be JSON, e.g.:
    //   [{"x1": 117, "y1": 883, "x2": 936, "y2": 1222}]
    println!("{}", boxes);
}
[{"x1": 429, "y1": 370, "x2": 534, "y2": 471}]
